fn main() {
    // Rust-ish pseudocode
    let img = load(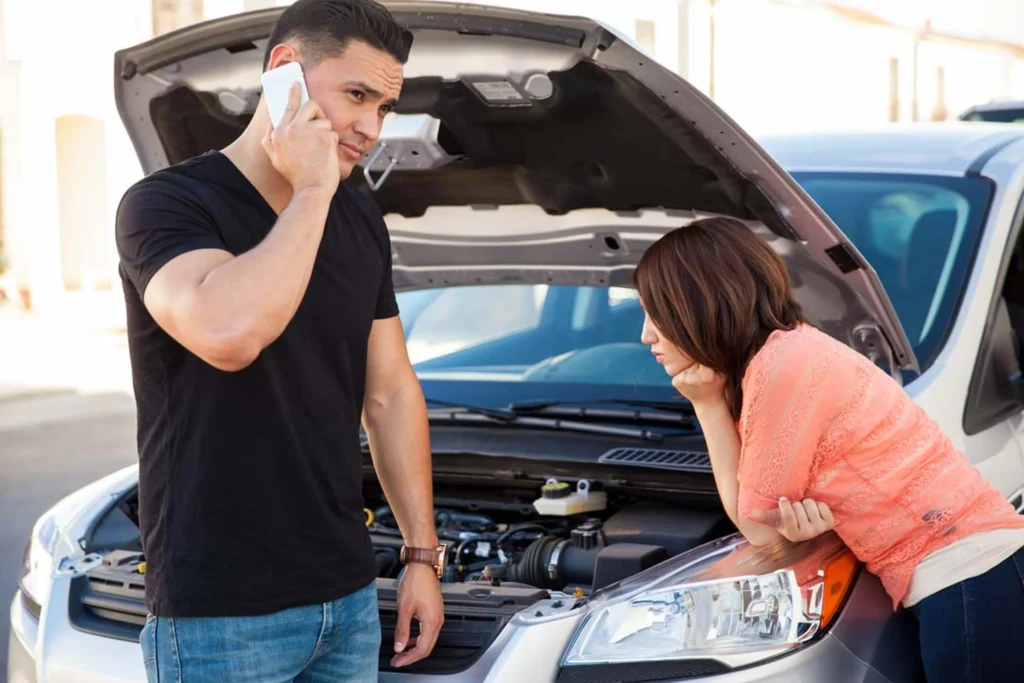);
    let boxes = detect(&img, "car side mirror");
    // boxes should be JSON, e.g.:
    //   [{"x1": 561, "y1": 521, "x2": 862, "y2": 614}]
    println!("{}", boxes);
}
[{"x1": 963, "y1": 297, "x2": 1024, "y2": 435}]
